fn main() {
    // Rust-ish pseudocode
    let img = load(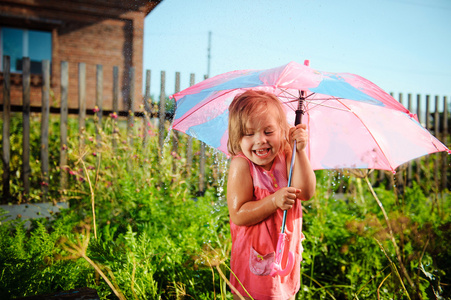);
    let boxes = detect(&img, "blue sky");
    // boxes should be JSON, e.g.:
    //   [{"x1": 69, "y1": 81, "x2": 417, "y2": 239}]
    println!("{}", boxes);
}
[{"x1": 143, "y1": 0, "x2": 451, "y2": 107}]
